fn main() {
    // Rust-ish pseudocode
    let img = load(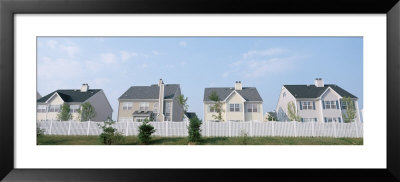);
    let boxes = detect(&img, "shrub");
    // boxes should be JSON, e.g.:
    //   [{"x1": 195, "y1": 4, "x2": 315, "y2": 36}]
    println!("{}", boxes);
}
[
  {"x1": 188, "y1": 116, "x2": 202, "y2": 143},
  {"x1": 138, "y1": 119, "x2": 156, "y2": 144},
  {"x1": 239, "y1": 129, "x2": 249, "y2": 145},
  {"x1": 37, "y1": 126, "x2": 45, "y2": 137},
  {"x1": 98, "y1": 121, "x2": 124, "y2": 145}
]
